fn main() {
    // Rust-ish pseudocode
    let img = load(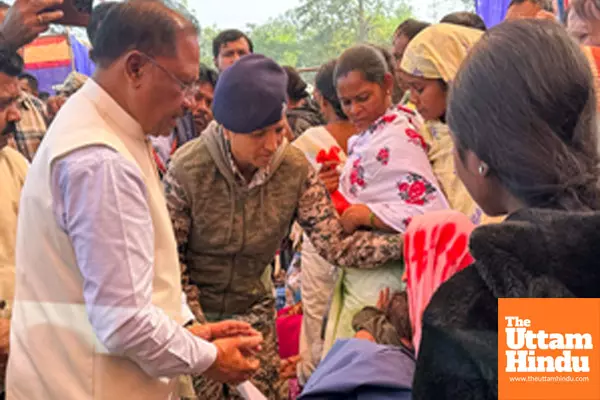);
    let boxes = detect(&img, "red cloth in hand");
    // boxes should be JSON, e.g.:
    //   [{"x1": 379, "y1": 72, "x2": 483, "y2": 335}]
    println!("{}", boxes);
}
[{"x1": 315, "y1": 146, "x2": 351, "y2": 215}]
